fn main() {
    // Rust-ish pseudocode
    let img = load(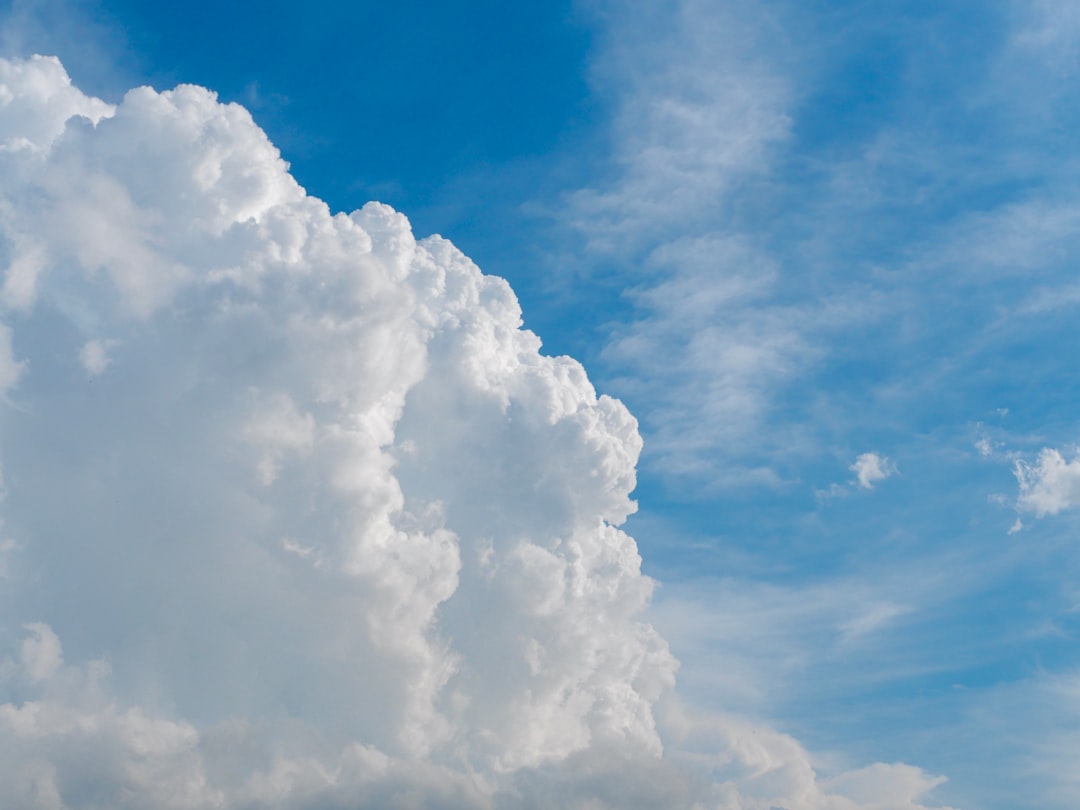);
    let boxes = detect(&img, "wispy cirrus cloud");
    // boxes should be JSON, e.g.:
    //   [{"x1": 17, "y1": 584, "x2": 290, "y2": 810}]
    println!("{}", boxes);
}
[{"x1": 562, "y1": 0, "x2": 1080, "y2": 496}]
